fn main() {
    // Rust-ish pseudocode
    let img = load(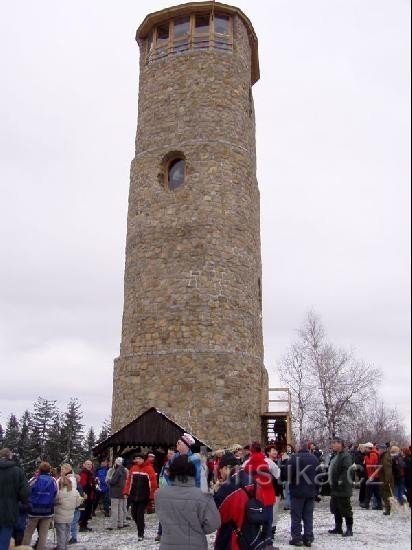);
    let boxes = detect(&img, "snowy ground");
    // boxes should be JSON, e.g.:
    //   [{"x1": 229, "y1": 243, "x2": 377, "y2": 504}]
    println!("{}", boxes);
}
[{"x1": 37, "y1": 495, "x2": 410, "y2": 549}]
